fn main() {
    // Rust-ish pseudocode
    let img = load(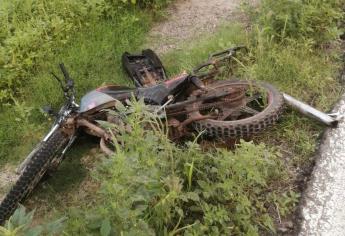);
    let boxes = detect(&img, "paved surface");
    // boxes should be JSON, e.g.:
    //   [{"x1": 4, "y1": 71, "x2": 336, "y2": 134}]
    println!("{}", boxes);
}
[{"x1": 299, "y1": 94, "x2": 345, "y2": 235}]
